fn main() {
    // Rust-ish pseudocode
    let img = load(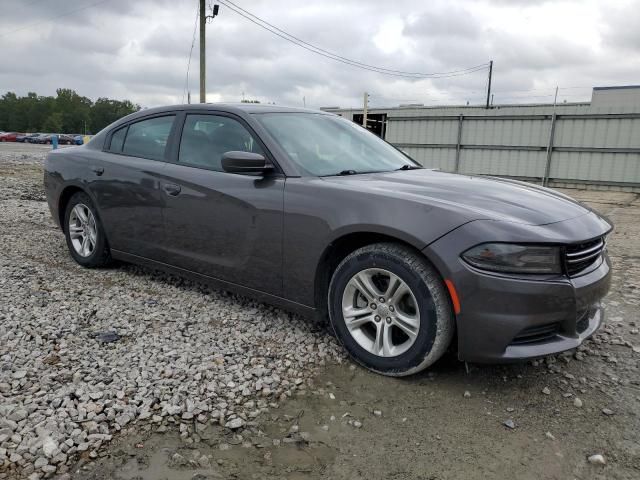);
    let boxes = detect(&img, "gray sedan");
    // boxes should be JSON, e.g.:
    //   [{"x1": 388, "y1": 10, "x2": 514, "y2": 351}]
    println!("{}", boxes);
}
[{"x1": 43, "y1": 103, "x2": 612, "y2": 376}]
